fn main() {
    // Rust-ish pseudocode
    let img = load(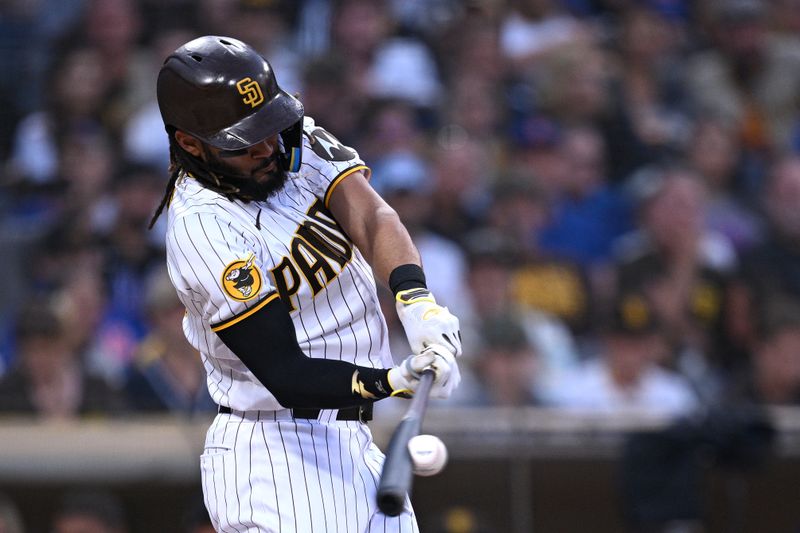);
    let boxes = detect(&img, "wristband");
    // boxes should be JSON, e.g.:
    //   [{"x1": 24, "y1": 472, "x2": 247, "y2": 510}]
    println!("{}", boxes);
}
[{"x1": 388, "y1": 263, "x2": 427, "y2": 296}]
